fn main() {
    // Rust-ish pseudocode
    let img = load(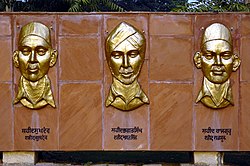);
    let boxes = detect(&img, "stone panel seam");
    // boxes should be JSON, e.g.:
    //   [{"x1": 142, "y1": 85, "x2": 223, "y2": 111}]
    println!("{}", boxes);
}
[
  {"x1": 147, "y1": 13, "x2": 150, "y2": 150},
  {"x1": 149, "y1": 81, "x2": 193, "y2": 84},
  {"x1": 59, "y1": 80, "x2": 102, "y2": 84},
  {"x1": 58, "y1": 34, "x2": 100, "y2": 37},
  {"x1": 192, "y1": 15, "x2": 198, "y2": 151},
  {"x1": 237, "y1": 14, "x2": 242, "y2": 151},
  {"x1": 100, "y1": 14, "x2": 105, "y2": 150},
  {"x1": 56, "y1": 14, "x2": 60, "y2": 151}
]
